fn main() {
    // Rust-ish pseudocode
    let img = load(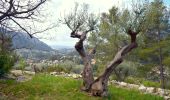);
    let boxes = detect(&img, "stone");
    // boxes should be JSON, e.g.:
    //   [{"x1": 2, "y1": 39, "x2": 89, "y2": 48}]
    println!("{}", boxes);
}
[
  {"x1": 7, "y1": 74, "x2": 16, "y2": 79},
  {"x1": 24, "y1": 71, "x2": 35, "y2": 75},
  {"x1": 146, "y1": 87, "x2": 156, "y2": 93},
  {"x1": 10, "y1": 70, "x2": 23, "y2": 77},
  {"x1": 79, "y1": 74, "x2": 82, "y2": 78},
  {"x1": 72, "y1": 74, "x2": 78, "y2": 79},
  {"x1": 157, "y1": 88, "x2": 165, "y2": 96},
  {"x1": 119, "y1": 82, "x2": 127, "y2": 87},
  {"x1": 164, "y1": 96, "x2": 170, "y2": 100},
  {"x1": 94, "y1": 77, "x2": 98, "y2": 80},
  {"x1": 111, "y1": 80, "x2": 119, "y2": 85},
  {"x1": 68, "y1": 74, "x2": 72, "y2": 77},
  {"x1": 139, "y1": 85, "x2": 147, "y2": 92},
  {"x1": 55, "y1": 75, "x2": 59, "y2": 77},
  {"x1": 50, "y1": 72, "x2": 57, "y2": 75},
  {"x1": 60, "y1": 71, "x2": 65, "y2": 75},
  {"x1": 164, "y1": 90, "x2": 170, "y2": 96},
  {"x1": 128, "y1": 84, "x2": 139, "y2": 89},
  {"x1": 63, "y1": 73, "x2": 69, "y2": 77},
  {"x1": 16, "y1": 76, "x2": 26, "y2": 82}
]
